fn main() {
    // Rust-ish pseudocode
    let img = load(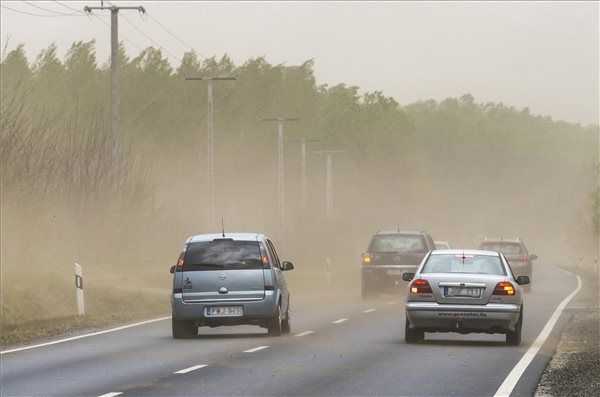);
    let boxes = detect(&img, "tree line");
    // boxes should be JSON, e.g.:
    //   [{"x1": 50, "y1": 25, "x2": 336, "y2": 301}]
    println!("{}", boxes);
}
[{"x1": 1, "y1": 41, "x2": 598, "y2": 275}]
